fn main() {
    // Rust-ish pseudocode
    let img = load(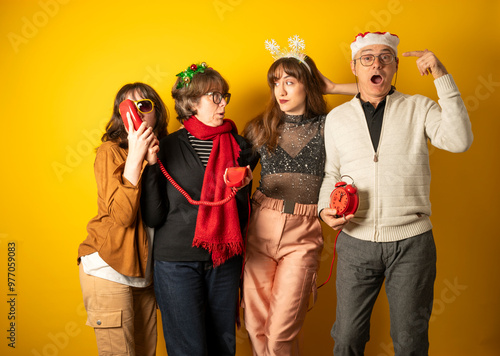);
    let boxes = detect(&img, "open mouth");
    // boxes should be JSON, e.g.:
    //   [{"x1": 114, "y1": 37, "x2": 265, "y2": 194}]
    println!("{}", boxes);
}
[{"x1": 371, "y1": 75, "x2": 383, "y2": 84}]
